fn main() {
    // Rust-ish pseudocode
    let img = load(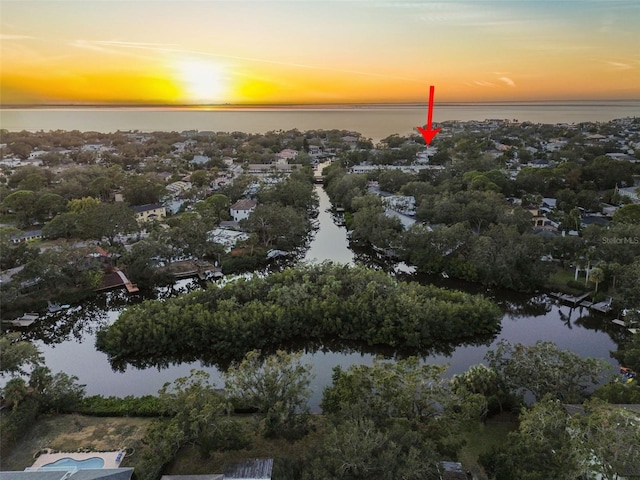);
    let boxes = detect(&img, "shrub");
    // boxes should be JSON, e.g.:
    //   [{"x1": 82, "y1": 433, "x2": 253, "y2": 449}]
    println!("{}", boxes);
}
[
  {"x1": 0, "y1": 397, "x2": 40, "y2": 453},
  {"x1": 76, "y1": 395, "x2": 162, "y2": 417}
]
